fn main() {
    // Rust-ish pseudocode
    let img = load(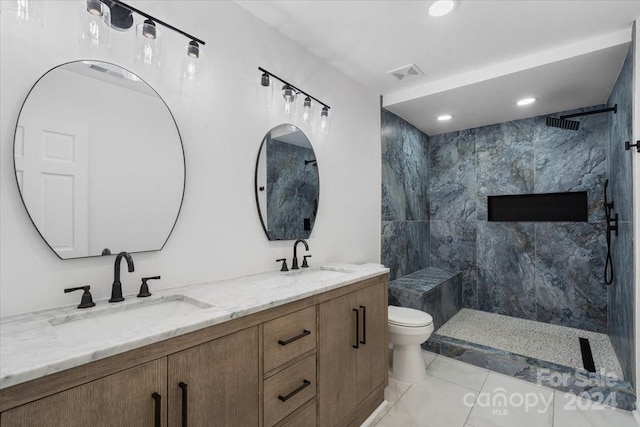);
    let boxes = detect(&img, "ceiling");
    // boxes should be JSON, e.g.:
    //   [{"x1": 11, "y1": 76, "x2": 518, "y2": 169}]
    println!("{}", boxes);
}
[{"x1": 236, "y1": 0, "x2": 640, "y2": 135}]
